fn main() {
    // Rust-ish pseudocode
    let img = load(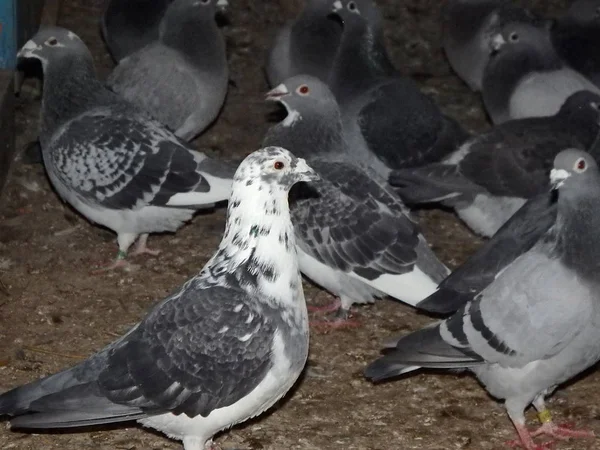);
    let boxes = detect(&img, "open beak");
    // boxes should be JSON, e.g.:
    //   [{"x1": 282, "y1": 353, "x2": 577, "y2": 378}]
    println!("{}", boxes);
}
[
  {"x1": 266, "y1": 84, "x2": 289, "y2": 101},
  {"x1": 549, "y1": 168, "x2": 570, "y2": 189}
]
